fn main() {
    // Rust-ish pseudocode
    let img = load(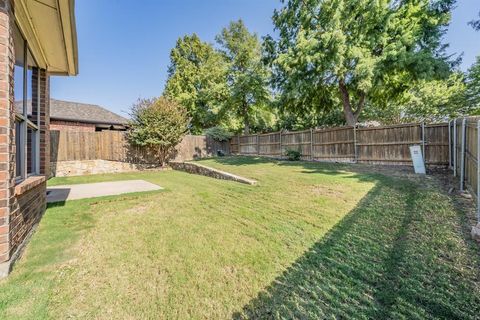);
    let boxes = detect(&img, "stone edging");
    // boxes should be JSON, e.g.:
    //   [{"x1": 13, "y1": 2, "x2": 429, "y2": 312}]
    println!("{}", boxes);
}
[{"x1": 170, "y1": 161, "x2": 257, "y2": 185}]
